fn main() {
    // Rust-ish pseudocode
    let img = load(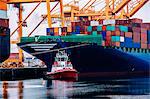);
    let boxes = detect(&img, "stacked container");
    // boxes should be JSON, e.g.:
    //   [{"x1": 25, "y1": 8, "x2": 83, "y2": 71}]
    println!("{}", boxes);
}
[
  {"x1": 0, "y1": 1, "x2": 10, "y2": 63},
  {"x1": 46, "y1": 18, "x2": 150, "y2": 50},
  {"x1": 141, "y1": 28, "x2": 147, "y2": 49}
]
